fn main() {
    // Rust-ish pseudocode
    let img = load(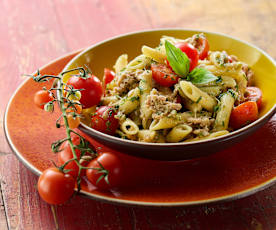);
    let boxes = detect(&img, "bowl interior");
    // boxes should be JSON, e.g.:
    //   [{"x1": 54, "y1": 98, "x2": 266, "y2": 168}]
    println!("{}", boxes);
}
[{"x1": 63, "y1": 29, "x2": 276, "y2": 118}]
